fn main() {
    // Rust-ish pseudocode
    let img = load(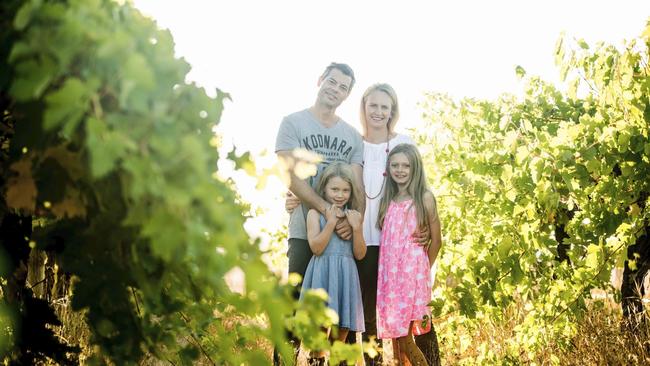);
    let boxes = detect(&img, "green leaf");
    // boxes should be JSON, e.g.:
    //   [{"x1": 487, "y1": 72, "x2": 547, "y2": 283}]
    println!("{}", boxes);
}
[
  {"x1": 585, "y1": 244, "x2": 600, "y2": 269},
  {"x1": 8, "y1": 42, "x2": 33, "y2": 63},
  {"x1": 567, "y1": 77, "x2": 579, "y2": 100},
  {"x1": 577, "y1": 39, "x2": 589, "y2": 49},
  {"x1": 227, "y1": 148, "x2": 256, "y2": 176},
  {"x1": 14, "y1": 0, "x2": 41, "y2": 31},
  {"x1": 86, "y1": 117, "x2": 134, "y2": 178},
  {"x1": 43, "y1": 77, "x2": 88, "y2": 133},
  {"x1": 617, "y1": 132, "x2": 630, "y2": 151},
  {"x1": 142, "y1": 210, "x2": 186, "y2": 262},
  {"x1": 510, "y1": 257, "x2": 524, "y2": 284},
  {"x1": 515, "y1": 65, "x2": 526, "y2": 79},
  {"x1": 584, "y1": 159, "x2": 600, "y2": 174},
  {"x1": 122, "y1": 53, "x2": 155, "y2": 91},
  {"x1": 515, "y1": 146, "x2": 529, "y2": 165},
  {"x1": 213, "y1": 88, "x2": 231, "y2": 124},
  {"x1": 9, "y1": 57, "x2": 56, "y2": 101},
  {"x1": 497, "y1": 237, "x2": 513, "y2": 259},
  {"x1": 457, "y1": 287, "x2": 477, "y2": 317}
]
